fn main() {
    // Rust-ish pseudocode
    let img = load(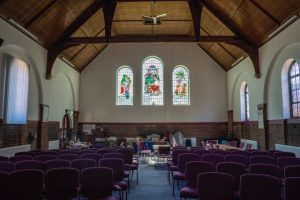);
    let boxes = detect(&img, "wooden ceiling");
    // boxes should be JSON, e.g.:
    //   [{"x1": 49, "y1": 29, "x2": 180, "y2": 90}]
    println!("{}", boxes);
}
[{"x1": 0, "y1": 0, "x2": 299, "y2": 79}]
